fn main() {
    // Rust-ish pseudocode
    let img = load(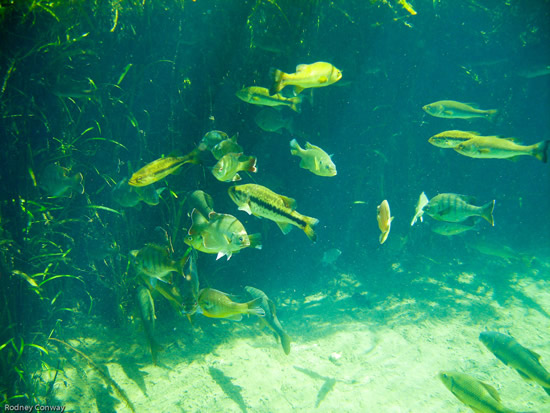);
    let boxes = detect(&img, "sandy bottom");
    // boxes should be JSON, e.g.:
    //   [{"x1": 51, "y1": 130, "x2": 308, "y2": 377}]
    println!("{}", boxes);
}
[{"x1": 41, "y1": 254, "x2": 550, "y2": 412}]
